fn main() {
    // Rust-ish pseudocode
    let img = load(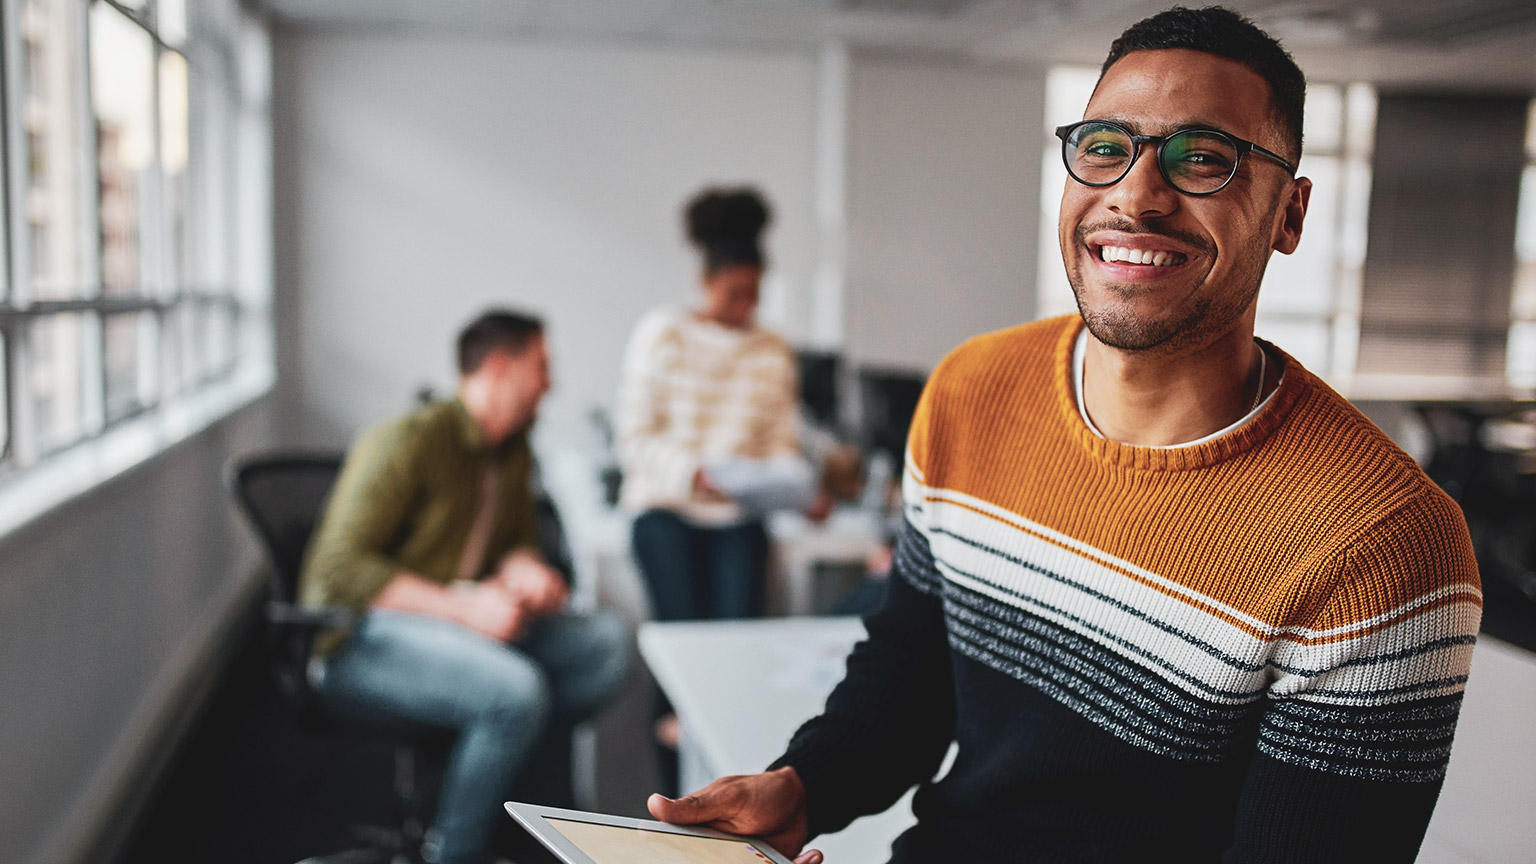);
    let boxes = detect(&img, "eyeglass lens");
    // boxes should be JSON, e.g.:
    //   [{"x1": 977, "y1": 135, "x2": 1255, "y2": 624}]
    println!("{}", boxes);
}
[{"x1": 1065, "y1": 123, "x2": 1239, "y2": 194}]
